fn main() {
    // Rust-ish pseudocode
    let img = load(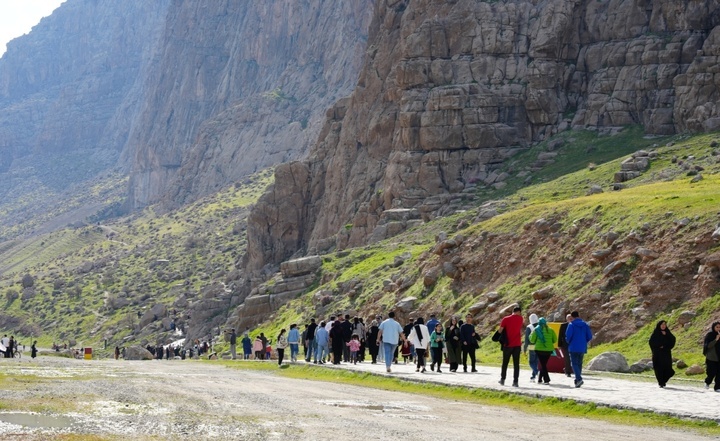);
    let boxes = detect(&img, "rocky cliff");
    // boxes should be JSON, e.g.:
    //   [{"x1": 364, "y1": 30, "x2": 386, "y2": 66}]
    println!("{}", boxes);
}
[
  {"x1": 0, "y1": 0, "x2": 169, "y2": 228},
  {"x1": 246, "y1": 0, "x2": 720, "y2": 272},
  {"x1": 125, "y1": 0, "x2": 373, "y2": 210}
]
